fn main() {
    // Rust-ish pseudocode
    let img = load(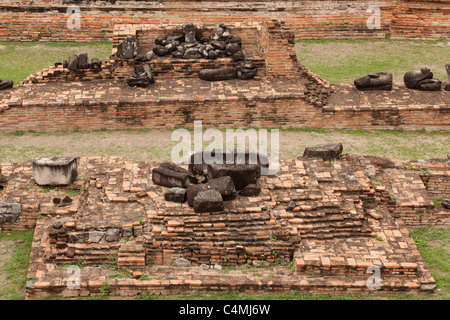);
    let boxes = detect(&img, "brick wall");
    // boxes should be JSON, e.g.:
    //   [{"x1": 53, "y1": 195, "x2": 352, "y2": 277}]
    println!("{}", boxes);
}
[
  {"x1": 0, "y1": 1, "x2": 448, "y2": 42},
  {"x1": 0, "y1": 95, "x2": 448, "y2": 132},
  {"x1": 426, "y1": 175, "x2": 450, "y2": 199}
]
